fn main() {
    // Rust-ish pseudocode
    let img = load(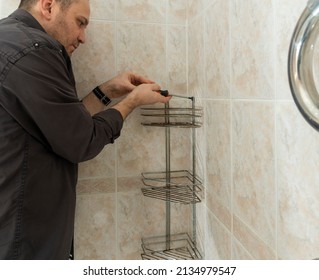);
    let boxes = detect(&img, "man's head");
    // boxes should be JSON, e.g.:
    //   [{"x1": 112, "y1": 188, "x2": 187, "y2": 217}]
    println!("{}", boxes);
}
[
  {"x1": 19, "y1": 0, "x2": 74, "y2": 11},
  {"x1": 19, "y1": 0, "x2": 90, "y2": 56}
]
